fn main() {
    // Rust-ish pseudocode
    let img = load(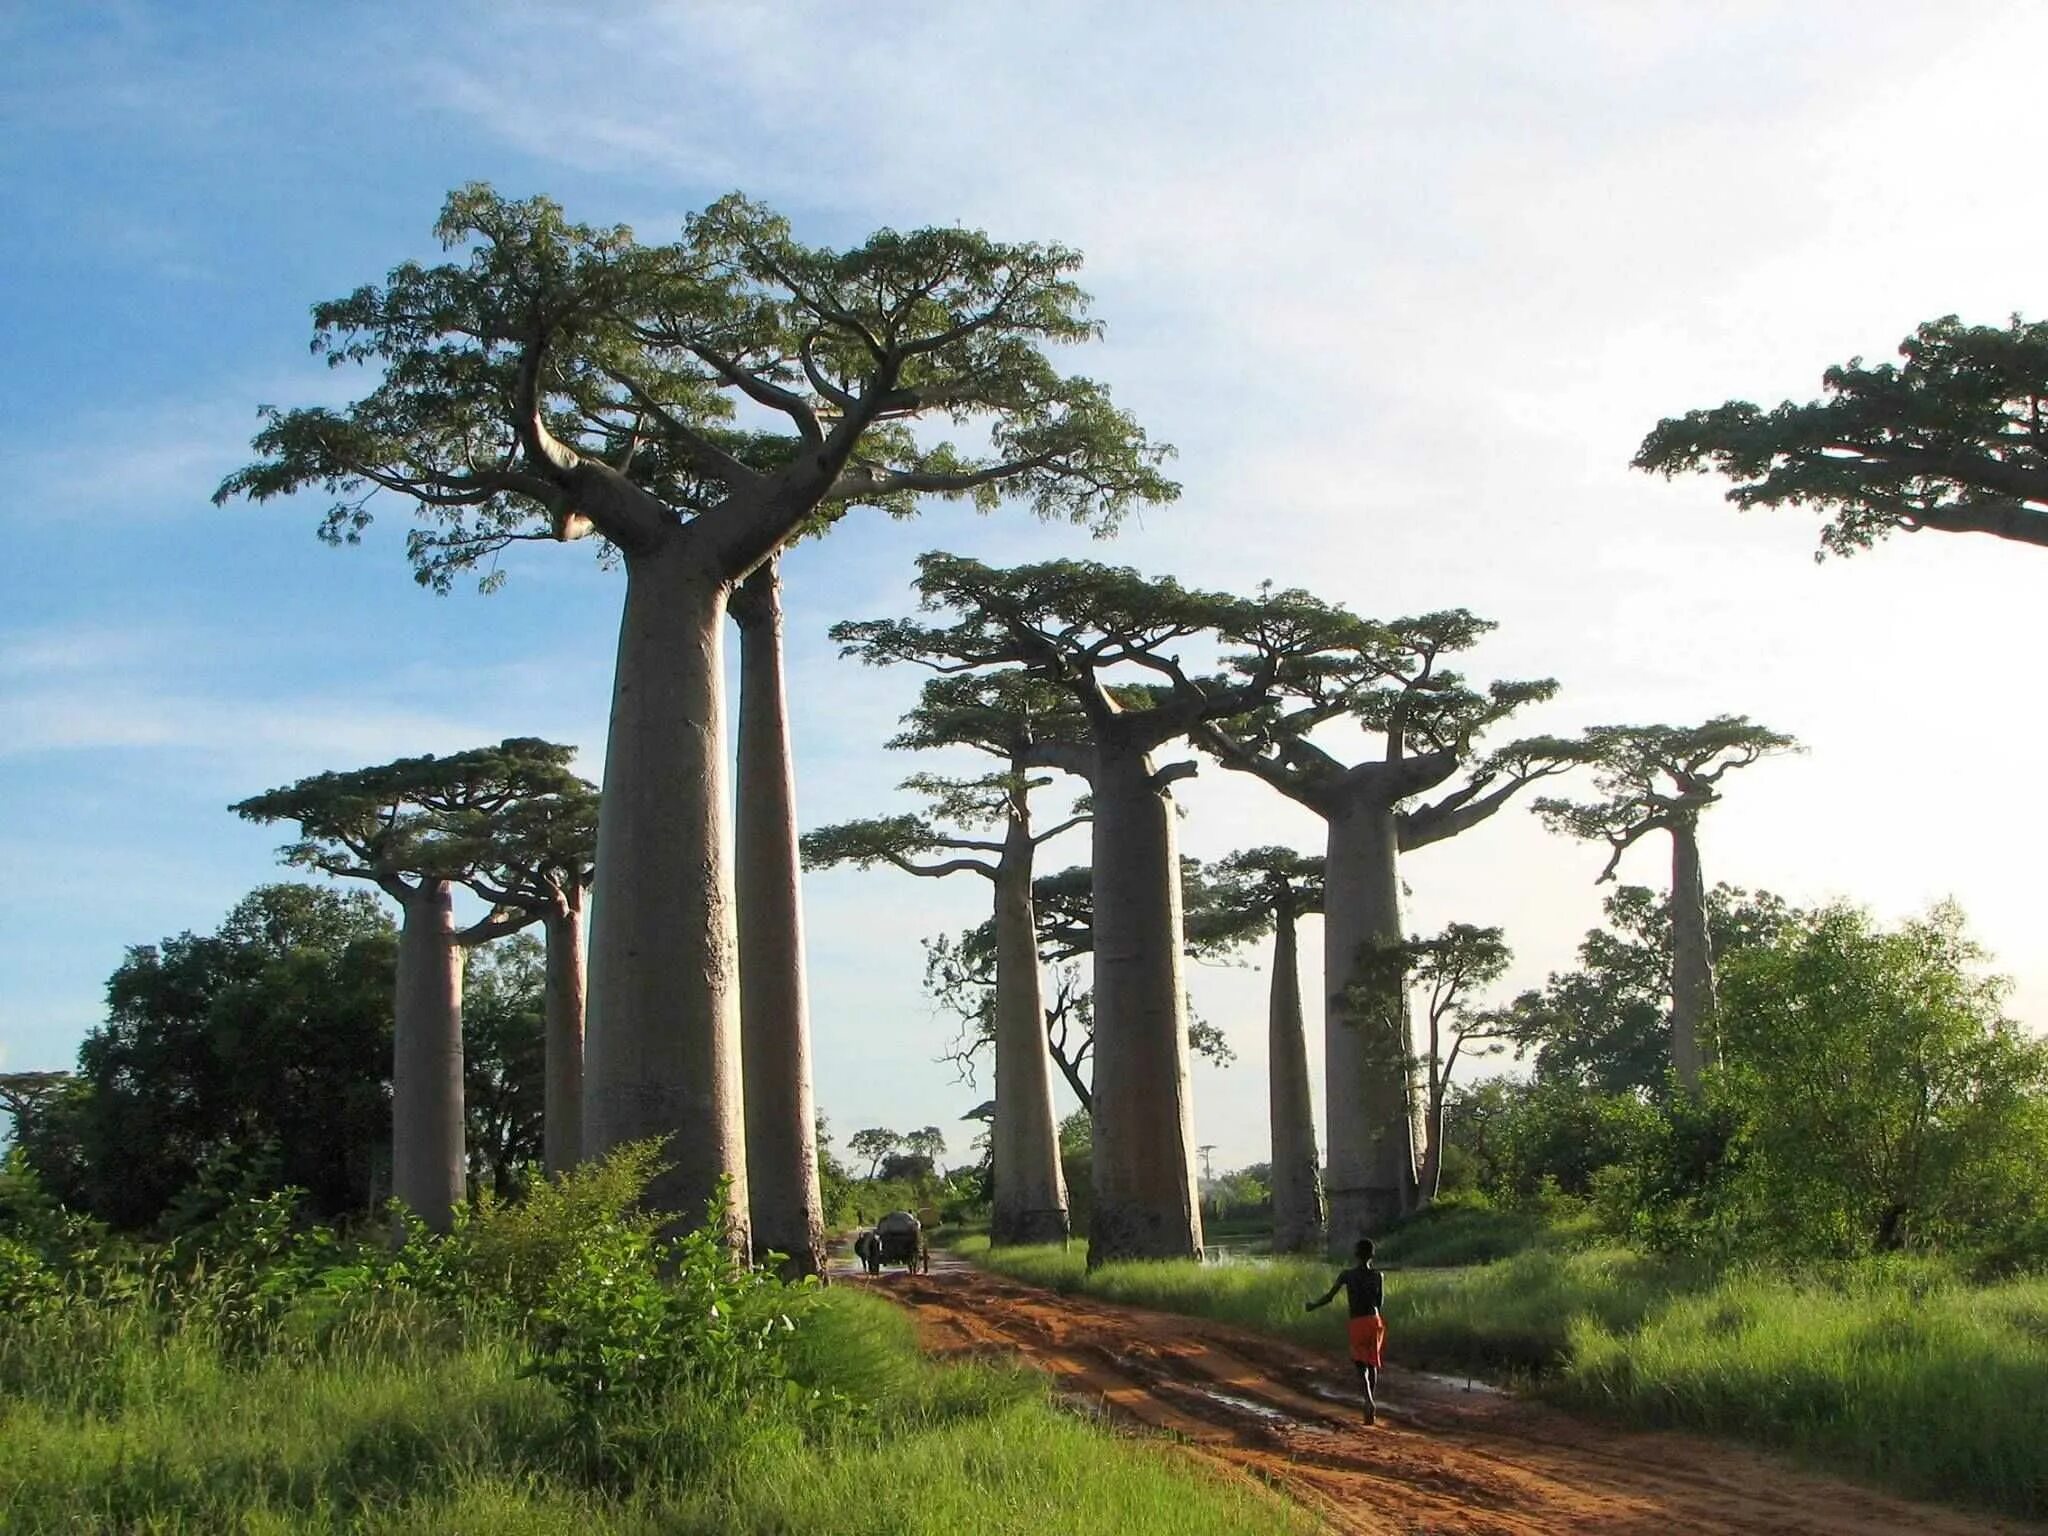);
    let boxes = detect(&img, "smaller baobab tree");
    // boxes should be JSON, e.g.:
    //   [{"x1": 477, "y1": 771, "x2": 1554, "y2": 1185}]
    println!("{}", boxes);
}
[
  {"x1": 1204, "y1": 848, "x2": 1327, "y2": 1253},
  {"x1": 233, "y1": 739, "x2": 590, "y2": 1228},
  {"x1": 802, "y1": 691, "x2": 1087, "y2": 1245},
  {"x1": 438, "y1": 768, "x2": 598, "y2": 1175},
  {"x1": 1199, "y1": 604, "x2": 1581, "y2": 1242},
  {"x1": 1535, "y1": 717, "x2": 1798, "y2": 1093}
]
